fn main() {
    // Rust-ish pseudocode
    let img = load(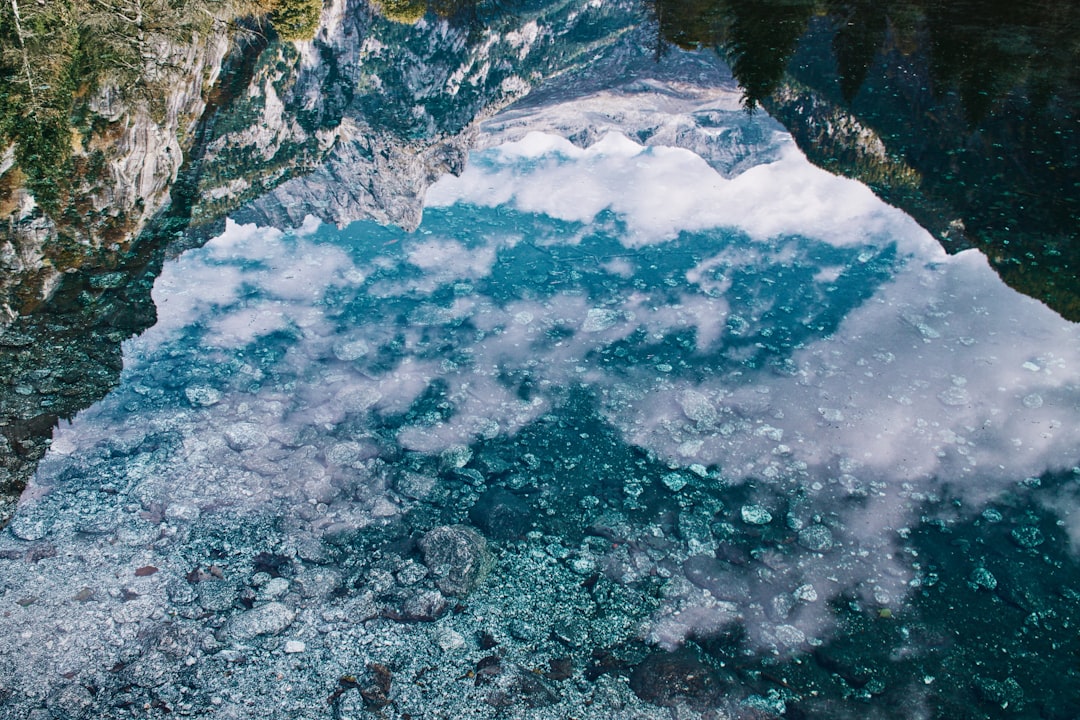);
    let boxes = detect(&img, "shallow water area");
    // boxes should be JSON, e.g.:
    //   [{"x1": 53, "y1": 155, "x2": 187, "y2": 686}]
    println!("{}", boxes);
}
[{"x1": 2, "y1": 81, "x2": 1080, "y2": 719}]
